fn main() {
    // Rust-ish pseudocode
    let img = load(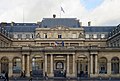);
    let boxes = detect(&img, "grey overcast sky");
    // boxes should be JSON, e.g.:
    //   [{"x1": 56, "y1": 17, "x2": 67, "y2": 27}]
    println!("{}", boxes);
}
[{"x1": 0, "y1": 0, "x2": 120, "y2": 26}]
